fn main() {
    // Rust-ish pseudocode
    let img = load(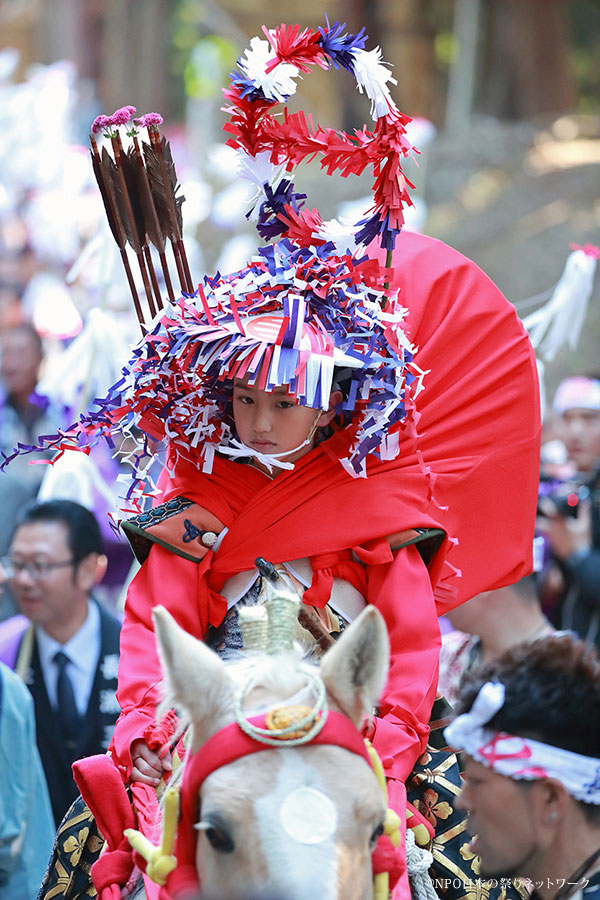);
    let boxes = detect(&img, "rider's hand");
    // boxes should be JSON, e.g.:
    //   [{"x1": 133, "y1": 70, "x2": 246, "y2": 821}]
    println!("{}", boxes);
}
[{"x1": 130, "y1": 738, "x2": 172, "y2": 785}]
